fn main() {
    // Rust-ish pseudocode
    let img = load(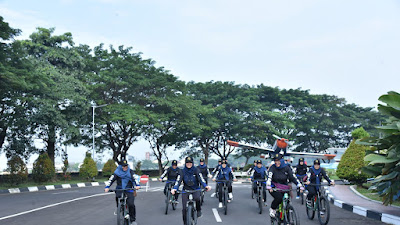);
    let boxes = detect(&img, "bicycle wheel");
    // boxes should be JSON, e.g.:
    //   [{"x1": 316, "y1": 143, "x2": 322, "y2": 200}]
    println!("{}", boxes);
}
[
  {"x1": 301, "y1": 191, "x2": 304, "y2": 205},
  {"x1": 117, "y1": 202, "x2": 124, "y2": 225},
  {"x1": 165, "y1": 191, "x2": 170, "y2": 214},
  {"x1": 172, "y1": 194, "x2": 177, "y2": 210},
  {"x1": 200, "y1": 190, "x2": 205, "y2": 206},
  {"x1": 224, "y1": 189, "x2": 228, "y2": 215},
  {"x1": 286, "y1": 204, "x2": 300, "y2": 225},
  {"x1": 306, "y1": 198, "x2": 315, "y2": 220},
  {"x1": 318, "y1": 196, "x2": 330, "y2": 225},
  {"x1": 192, "y1": 205, "x2": 198, "y2": 225},
  {"x1": 251, "y1": 185, "x2": 255, "y2": 199},
  {"x1": 258, "y1": 189, "x2": 263, "y2": 214},
  {"x1": 186, "y1": 204, "x2": 193, "y2": 225}
]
